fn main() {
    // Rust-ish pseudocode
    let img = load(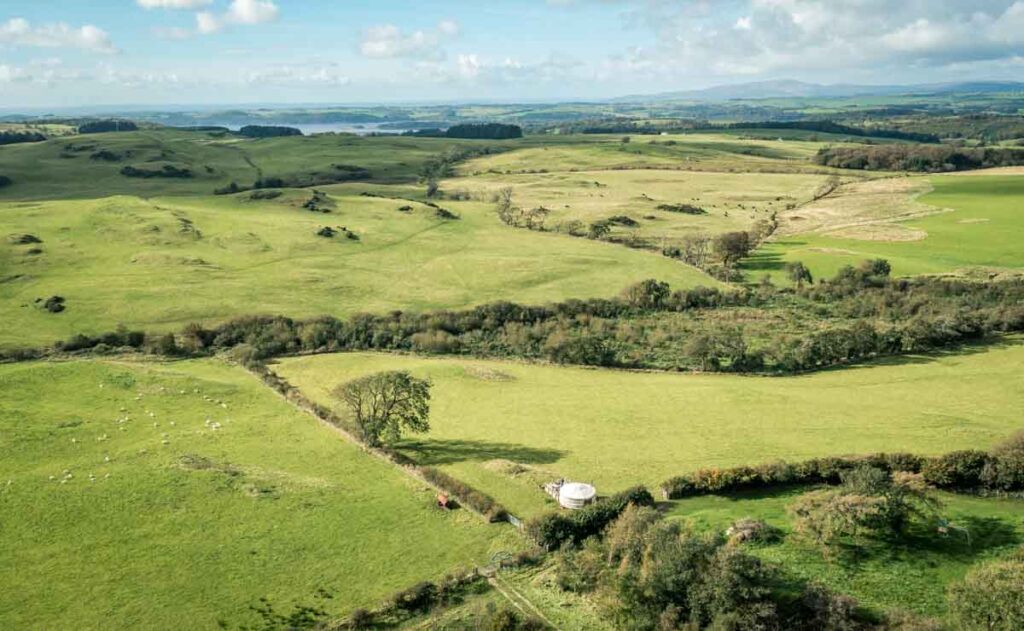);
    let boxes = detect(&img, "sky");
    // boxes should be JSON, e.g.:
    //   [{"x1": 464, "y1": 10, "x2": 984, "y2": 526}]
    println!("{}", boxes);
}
[{"x1": 1, "y1": 0, "x2": 1023, "y2": 109}]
